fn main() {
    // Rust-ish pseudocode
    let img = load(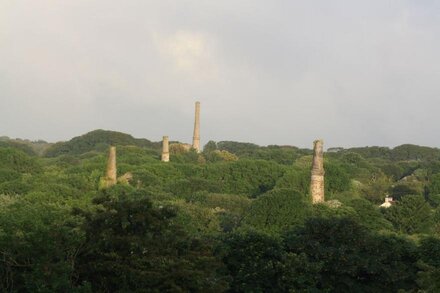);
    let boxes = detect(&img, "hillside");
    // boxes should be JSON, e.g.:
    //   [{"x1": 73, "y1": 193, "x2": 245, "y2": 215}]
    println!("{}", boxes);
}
[
  {"x1": 0, "y1": 130, "x2": 439, "y2": 291},
  {"x1": 43, "y1": 129, "x2": 161, "y2": 157},
  {"x1": 0, "y1": 136, "x2": 51, "y2": 156}
]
